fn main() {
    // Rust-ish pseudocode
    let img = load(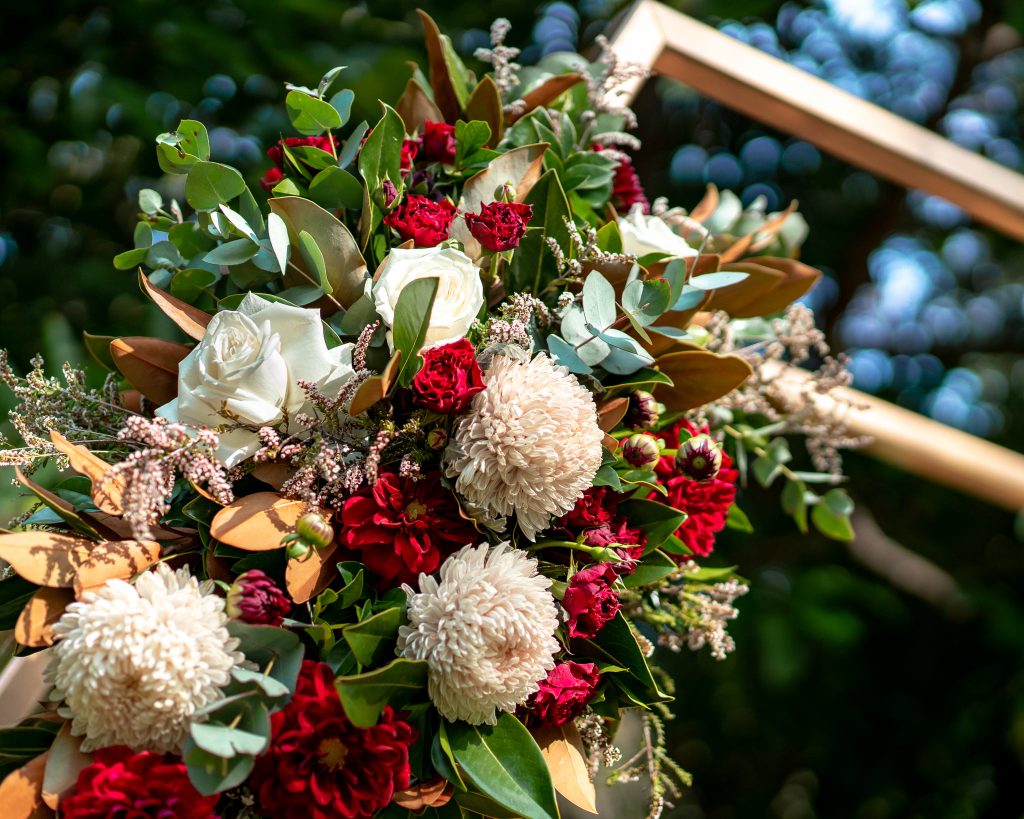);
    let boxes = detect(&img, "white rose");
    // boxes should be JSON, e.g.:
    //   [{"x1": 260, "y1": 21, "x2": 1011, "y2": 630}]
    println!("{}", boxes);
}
[
  {"x1": 157, "y1": 294, "x2": 355, "y2": 467},
  {"x1": 373, "y1": 246, "x2": 484, "y2": 350},
  {"x1": 617, "y1": 209, "x2": 697, "y2": 258}
]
